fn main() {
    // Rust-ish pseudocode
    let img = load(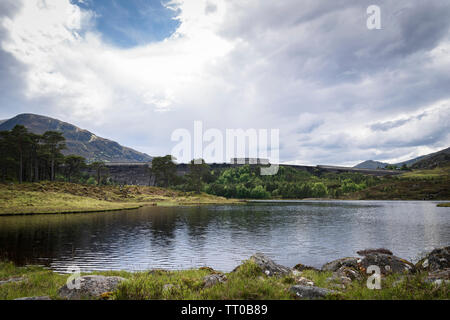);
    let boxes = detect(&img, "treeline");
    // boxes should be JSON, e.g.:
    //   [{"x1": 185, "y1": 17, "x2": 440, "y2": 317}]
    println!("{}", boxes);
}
[
  {"x1": 150, "y1": 156, "x2": 381, "y2": 199},
  {"x1": 0, "y1": 125, "x2": 107, "y2": 184}
]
